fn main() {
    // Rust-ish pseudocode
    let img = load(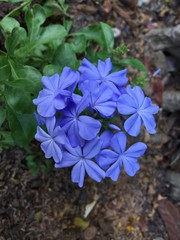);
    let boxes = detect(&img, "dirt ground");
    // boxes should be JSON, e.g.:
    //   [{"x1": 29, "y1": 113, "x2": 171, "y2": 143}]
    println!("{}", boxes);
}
[{"x1": 0, "y1": 0, "x2": 180, "y2": 240}]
